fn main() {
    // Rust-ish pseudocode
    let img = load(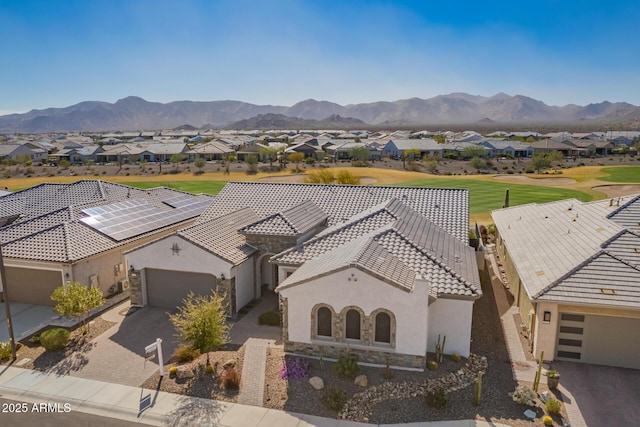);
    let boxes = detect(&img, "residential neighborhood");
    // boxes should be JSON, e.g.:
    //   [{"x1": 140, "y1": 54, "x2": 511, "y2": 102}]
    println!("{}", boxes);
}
[{"x1": 1, "y1": 126, "x2": 639, "y2": 426}]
